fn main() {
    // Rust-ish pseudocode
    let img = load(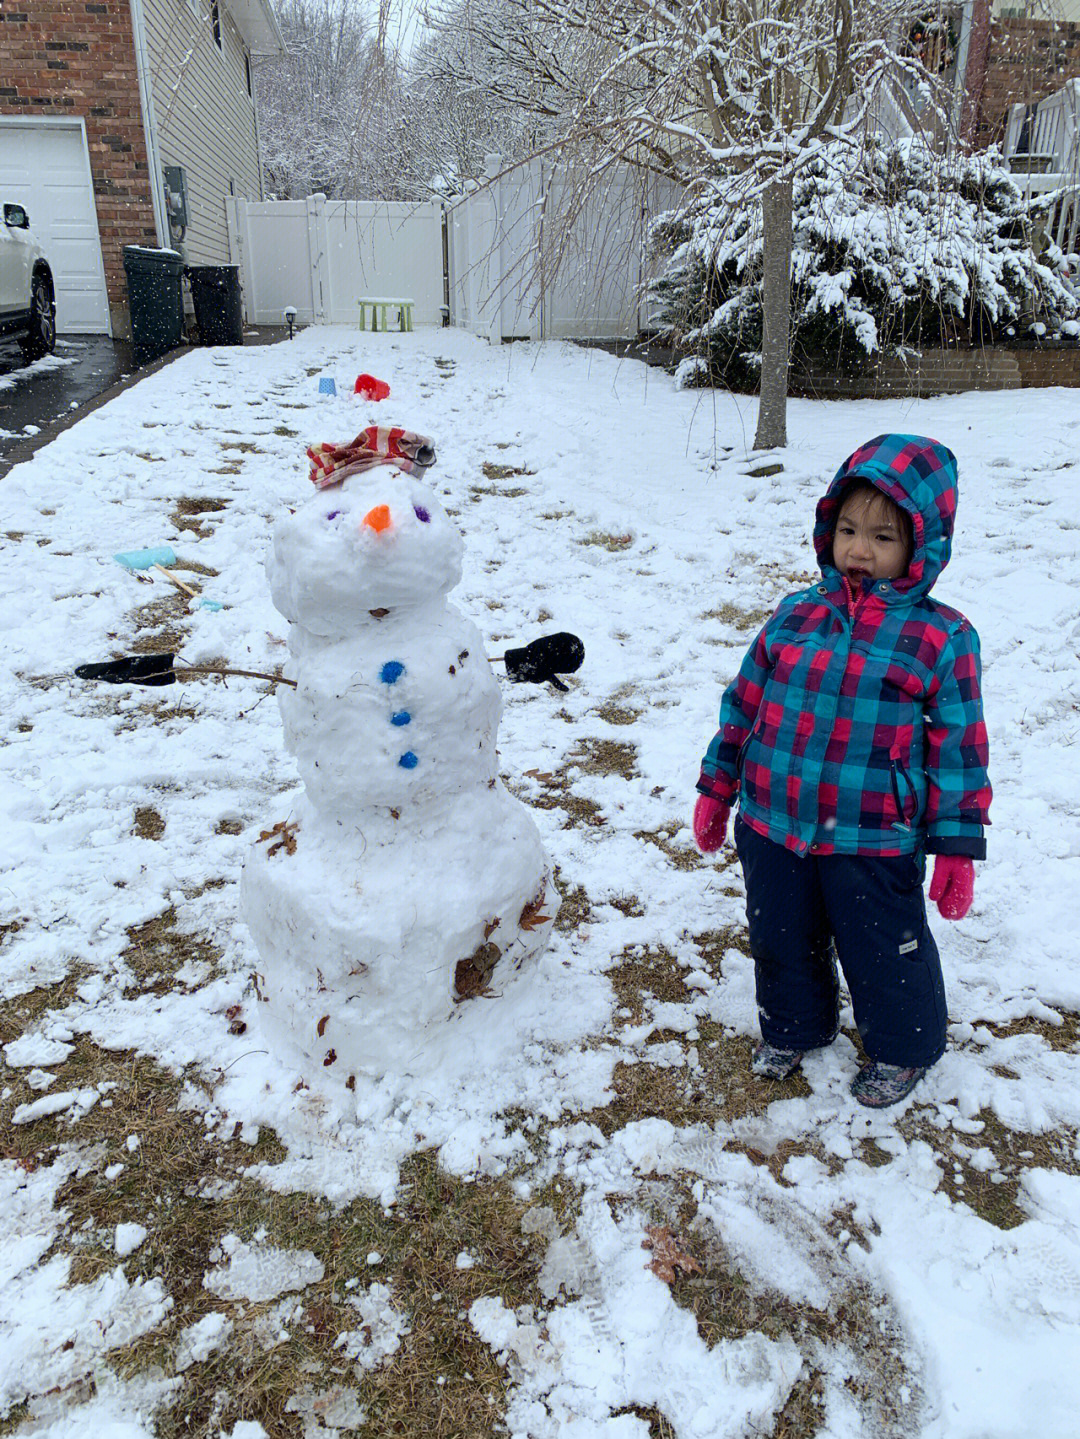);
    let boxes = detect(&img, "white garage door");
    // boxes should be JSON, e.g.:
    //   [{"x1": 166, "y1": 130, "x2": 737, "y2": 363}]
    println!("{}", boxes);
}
[{"x1": 0, "y1": 118, "x2": 111, "y2": 335}]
